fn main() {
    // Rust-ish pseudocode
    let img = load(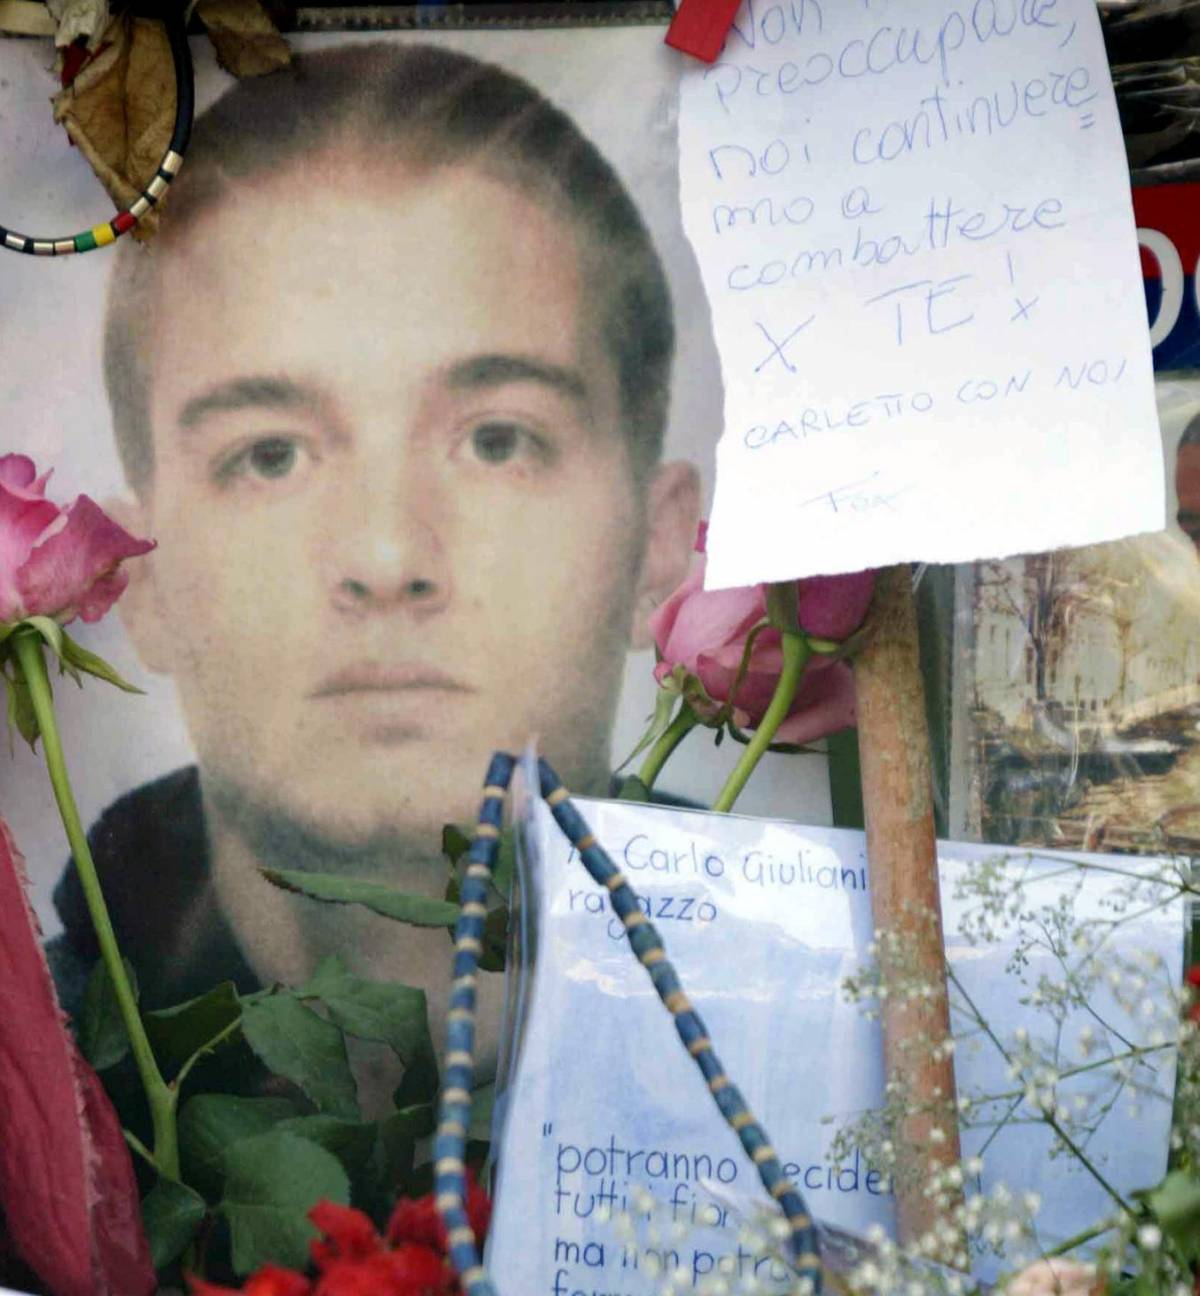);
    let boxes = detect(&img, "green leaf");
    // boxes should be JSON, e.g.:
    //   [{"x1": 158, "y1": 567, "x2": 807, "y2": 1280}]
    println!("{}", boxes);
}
[
  {"x1": 393, "y1": 1040, "x2": 439, "y2": 1109},
  {"x1": 241, "y1": 994, "x2": 358, "y2": 1119},
  {"x1": 23, "y1": 616, "x2": 63, "y2": 662},
  {"x1": 725, "y1": 619, "x2": 770, "y2": 717},
  {"x1": 219, "y1": 1131, "x2": 350, "y2": 1274},
  {"x1": 478, "y1": 905, "x2": 508, "y2": 974},
  {"x1": 615, "y1": 686, "x2": 681, "y2": 773},
  {"x1": 4, "y1": 666, "x2": 39, "y2": 749},
  {"x1": 144, "y1": 982, "x2": 241, "y2": 1079},
  {"x1": 445, "y1": 822, "x2": 514, "y2": 900},
  {"x1": 369, "y1": 1104, "x2": 436, "y2": 1202},
  {"x1": 297, "y1": 956, "x2": 430, "y2": 1064},
  {"x1": 274, "y1": 1115, "x2": 376, "y2": 1179},
  {"x1": 491, "y1": 831, "x2": 516, "y2": 901},
  {"x1": 469, "y1": 1082, "x2": 496, "y2": 1143},
  {"x1": 764, "y1": 581, "x2": 800, "y2": 634},
  {"x1": 260, "y1": 868, "x2": 460, "y2": 927},
  {"x1": 141, "y1": 1175, "x2": 207, "y2": 1269},
  {"x1": 615, "y1": 774, "x2": 652, "y2": 803},
  {"x1": 179, "y1": 1094, "x2": 301, "y2": 1201},
  {"x1": 381, "y1": 1102, "x2": 437, "y2": 1143},
  {"x1": 58, "y1": 629, "x2": 143, "y2": 693},
  {"x1": 78, "y1": 957, "x2": 137, "y2": 1071},
  {"x1": 1147, "y1": 1169, "x2": 1200, "y2": 1259},
  {"x1": 441, "y1": 824, "x2": 472, "y2": 864}
]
